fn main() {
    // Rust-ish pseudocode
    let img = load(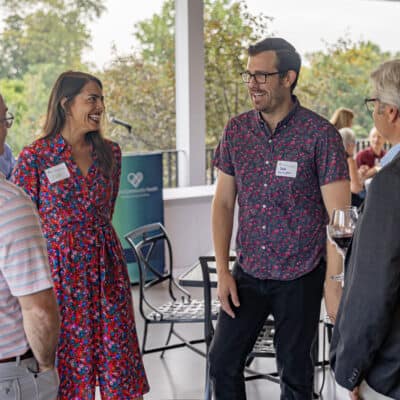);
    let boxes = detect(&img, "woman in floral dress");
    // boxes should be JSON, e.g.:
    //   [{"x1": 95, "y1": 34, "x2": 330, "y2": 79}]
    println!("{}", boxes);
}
[{"x1": 12, "y1": 71, "x2": 149, "y2": 399}]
